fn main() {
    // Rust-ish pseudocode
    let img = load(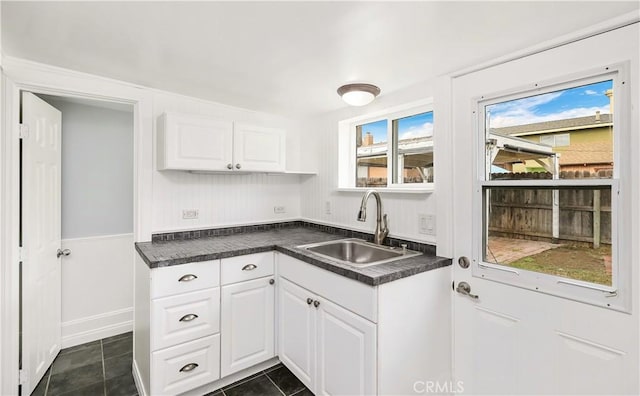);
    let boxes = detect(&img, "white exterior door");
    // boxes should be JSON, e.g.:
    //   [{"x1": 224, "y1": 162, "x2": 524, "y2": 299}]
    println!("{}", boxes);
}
[
  {"x1": 451, "y1": 25, "x2": 639, "y2": 395},
  {"x1": 220, "y1": 277, "x2": 275, "y2": 377},
  {"x1": 21, "y1": 92, "x2": 62, "y2": 394},
  {"x1": 315, "y1": 297, "x2": 376, "y2": 396},
  {"x1": 278, "y1": 278, "x2": 315, "y2": 390},
  {"x1": 233, "y1": 123, "x2": 285, "y2": 172}
]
